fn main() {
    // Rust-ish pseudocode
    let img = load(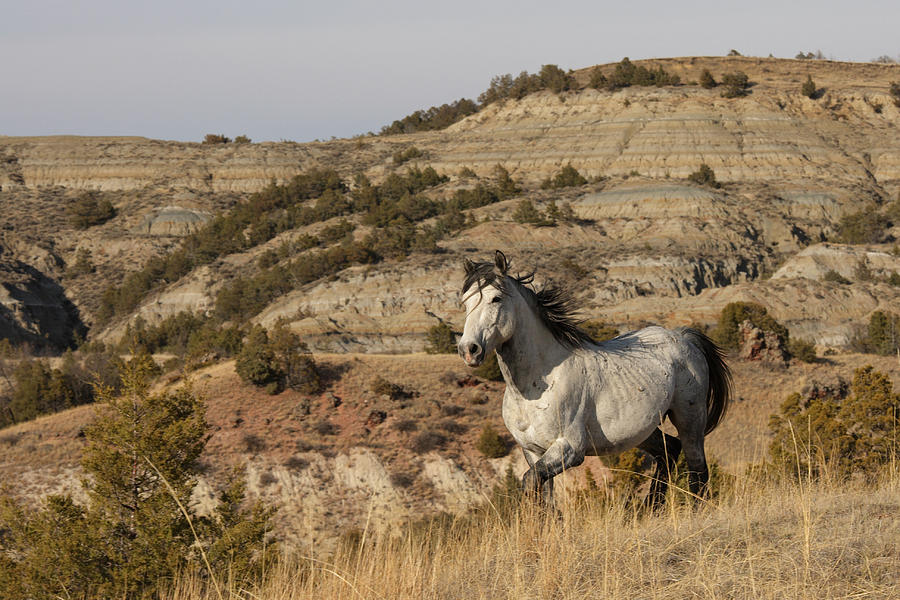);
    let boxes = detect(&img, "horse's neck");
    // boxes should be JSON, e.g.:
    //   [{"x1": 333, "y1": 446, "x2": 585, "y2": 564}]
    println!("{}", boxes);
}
[{"x1": 496, "y1": 306, "x2": 569, "y2": 395}]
